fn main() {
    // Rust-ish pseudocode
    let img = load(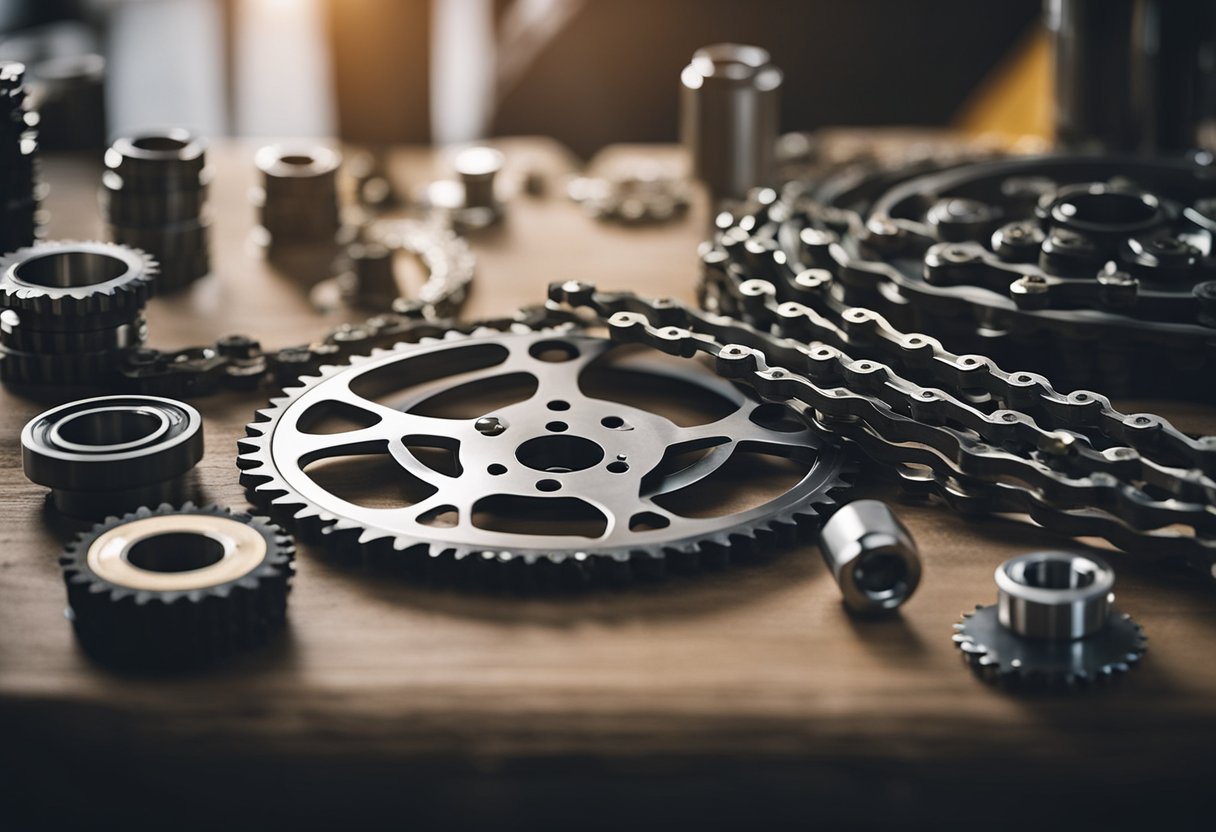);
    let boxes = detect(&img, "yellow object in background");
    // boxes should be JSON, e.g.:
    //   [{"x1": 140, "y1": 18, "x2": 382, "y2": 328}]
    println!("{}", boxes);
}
[{"x1": 956, "y1": 29, "x2": 1053, "y2": 148}]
